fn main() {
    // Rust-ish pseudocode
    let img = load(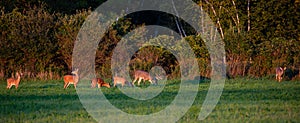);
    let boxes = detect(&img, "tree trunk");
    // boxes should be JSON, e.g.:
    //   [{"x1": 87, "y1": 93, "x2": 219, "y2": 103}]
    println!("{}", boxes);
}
[
  {"x1": 247, "y1": 0, "x2": 251, "y2": 32},
  {"x1": 171, "y1": 0, "x2": 186, "y2": 37},
  {"x1": 232, "y1": 0, "x2": 240, "y2": 33},
  {"x1": 204, "y1": 0, "x2": 224, "y2": 39}
]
